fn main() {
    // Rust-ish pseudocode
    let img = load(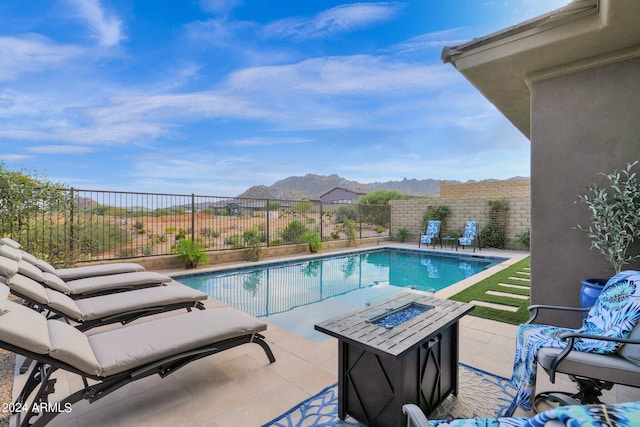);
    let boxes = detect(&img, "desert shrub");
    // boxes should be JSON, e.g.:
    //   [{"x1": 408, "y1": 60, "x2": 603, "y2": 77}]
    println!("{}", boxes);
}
[
  {"x1": 480, "y1": 220, "x2": 506, "y2": 249},
  {"x1": 165, "y1": 226, "x2": 177, "y2": 233},
  {"x1": 173, "y1": 238, "x2": 208, "y2": 268},
  {"x1": 294, "y1": 199, "x2": 313, "y2": 214},
  {"x1": 199, "y1": 227, "x2": 220, "y2": 238},
  {"x1": 280, "y1": 220, "x2": 307, "y2": 244},
  {"x1": 342, "y1": 218, "x2": 358, "y2": 246},
  {"x1": 516, "y1": 229, "x2": 530, "y2": 249},
  {"x1": 269, "y1": 239, "x2": 283, "y2": 246},
  {"x1": 143, "y1": 244, "x2": 154, "y2": 256},
  {"x1": 334, "y1": 205, "x2": 358, "y2": 223},
  {"x1": 224, "y1": 234, "x2": 243, "y2": 247},
  {"x1": 243, "y1": 228, "x2": 264, "y2": 261},
  {"x1": 421, "y1": 205, "x2": 450, "y2": 232},
  {"x1": 375, "y1": 226, "x2": 386, "y2": 233},
  {"x1": 330, "y1": 231, "x2": 340, "y2": 240},
  {"x1": 396, "y1": 228, "x2": 409, "y2": 242}
]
